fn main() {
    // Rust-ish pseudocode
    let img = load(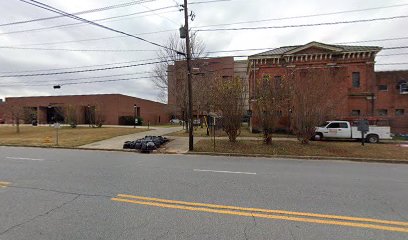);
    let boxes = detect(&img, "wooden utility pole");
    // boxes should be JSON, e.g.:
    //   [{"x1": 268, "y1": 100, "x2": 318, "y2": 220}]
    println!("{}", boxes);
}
[{"x1": 183, "y1": 0, "x2": 194, "y2": 151}]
